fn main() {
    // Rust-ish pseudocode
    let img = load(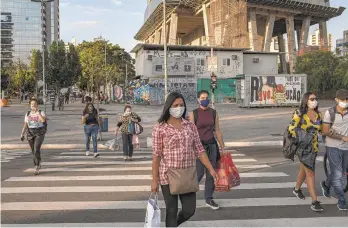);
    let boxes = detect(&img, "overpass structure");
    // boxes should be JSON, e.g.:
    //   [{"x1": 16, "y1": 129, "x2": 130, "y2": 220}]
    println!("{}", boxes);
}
[{"x1": 134, "y1": 0, "x2": 345, "y2": 73}]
